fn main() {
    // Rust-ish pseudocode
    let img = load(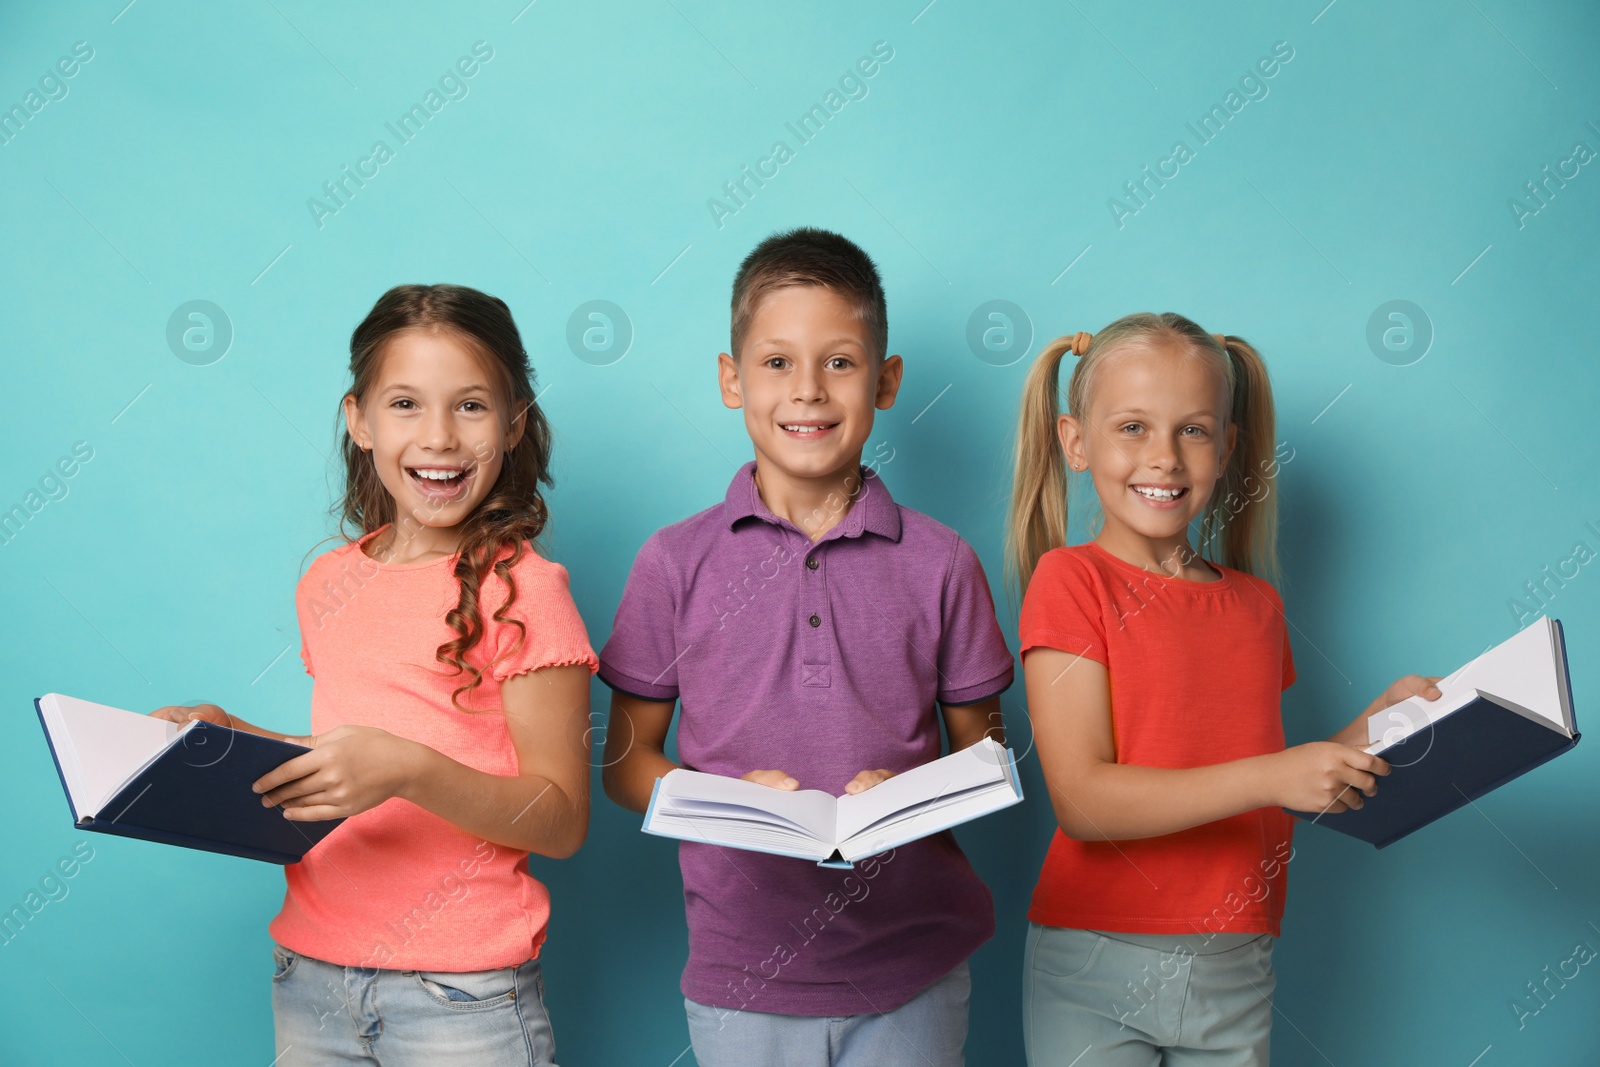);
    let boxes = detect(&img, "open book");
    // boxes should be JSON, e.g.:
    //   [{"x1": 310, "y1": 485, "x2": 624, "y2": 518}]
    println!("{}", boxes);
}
[
  {"x1": 643, "y1": 737, "x2": 1023, "y2": 867},
  {"x1": 1289, "y1": 616, "x2": 1578, "y2": 848},
  {"x1": 35, "y1": 693, "x2": 343, "y2": 864}
]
